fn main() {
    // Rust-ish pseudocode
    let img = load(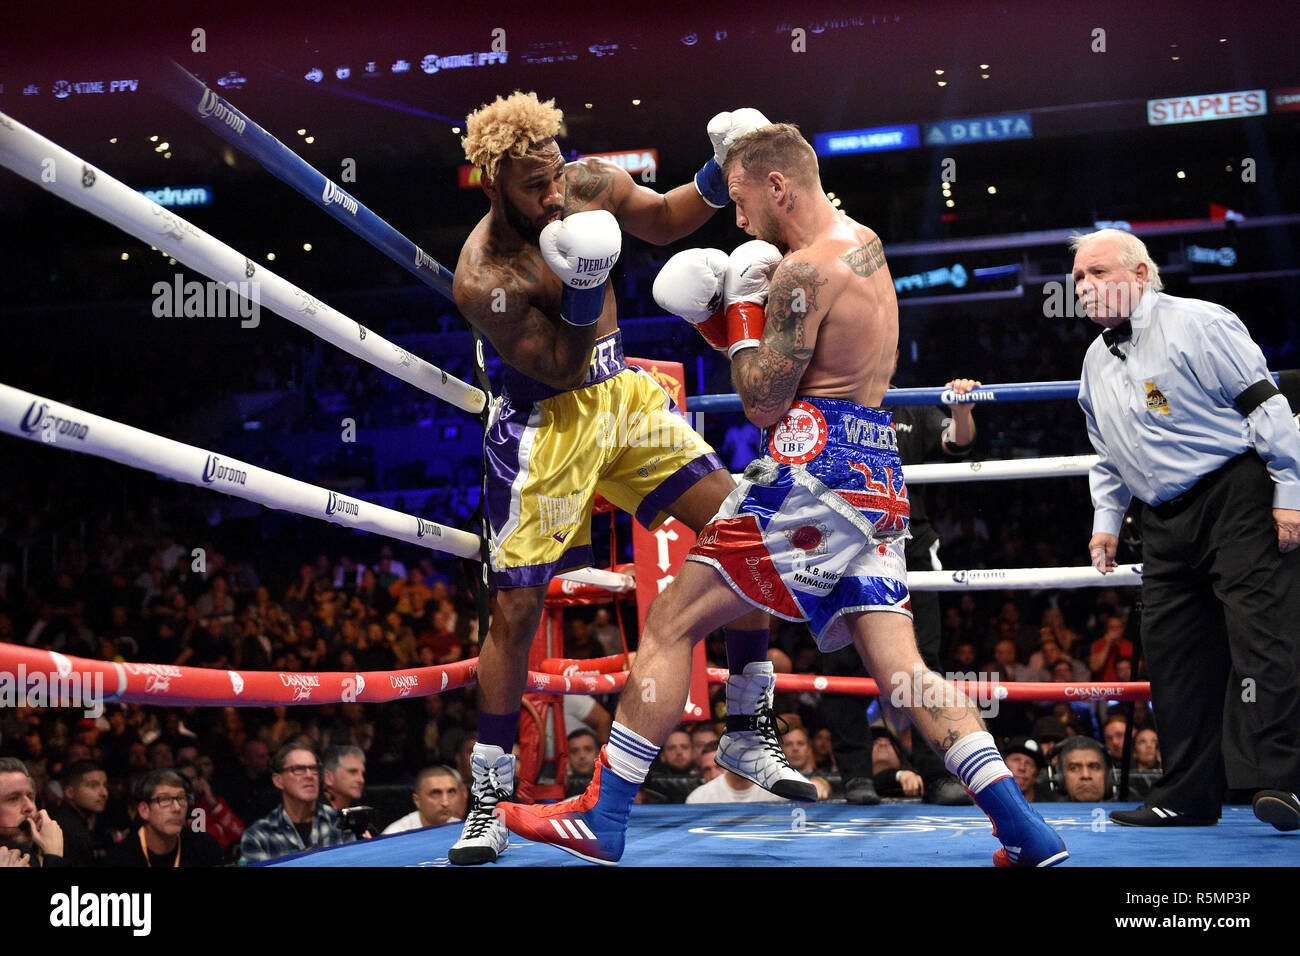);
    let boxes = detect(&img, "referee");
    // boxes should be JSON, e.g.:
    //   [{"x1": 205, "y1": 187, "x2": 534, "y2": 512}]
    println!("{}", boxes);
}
[{"x1": 1072, "y1": 228, "x2": 1300, "y2": 831}]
